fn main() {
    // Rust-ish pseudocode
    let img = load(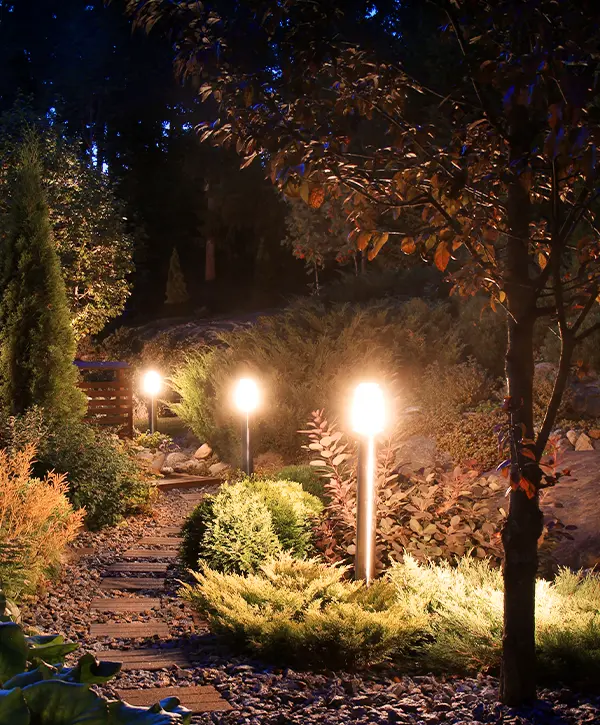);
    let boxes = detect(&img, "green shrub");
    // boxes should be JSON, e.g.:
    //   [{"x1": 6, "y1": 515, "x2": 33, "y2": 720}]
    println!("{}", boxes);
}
[
  {"x1": 170, "y1": 299, "x2": 463, "y2": 462},
  {"x1": 0, "y1": 411, "x2": 155, "y2": 531},
  {"x1": 180, "y1": 497, "x2": 215, "y2": 570},
  {"x1": 390, "y1": 556, "x2": 600, "y2": 685},
  {"x1": 182, "y1": 479, "x2": 322, "y2": 572},
  {"x1": 275, "y1": 465, "x2": 327, "y2": 501},
  {"x1": 181, "y1": 555, "x2": 425, "y2": 670},
  {"x1": 36, "y1": 421, "x2": 155, "y2": 530},
  {"x1": 134, "y1": 430, "x2": 174, "y2": 451},
  {"x1": 246, "y1": 478, "x2": 323, "y2": 558},
  {"x1": 198, "y1": 481, "x2": 282, "y2": 574},
  {"x1": 453, "y1": 296, "x2": 507, "y2": 377}
]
